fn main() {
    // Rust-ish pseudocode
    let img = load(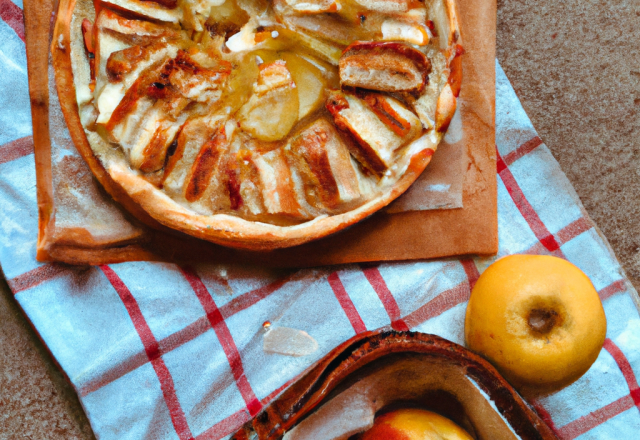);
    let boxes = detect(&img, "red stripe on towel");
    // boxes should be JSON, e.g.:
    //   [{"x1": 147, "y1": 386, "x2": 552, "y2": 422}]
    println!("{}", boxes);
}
[
  {"x1": 502, "y1": 136, "x2": 543, "y2": 166},
  {"x1": 182, "y1": 266, "x2": 262, "y2": 417},
  {"x1": 101, "y1": 265, "x2": 193, "y2": 440},
  {"x1": 361, "y1": 266, "x2": 409, "y2": 331},
  {"x1": 603, "y1": 339, "x2": 640, "y2": 407},
  {"x1": 497, "y1": 145, "x2": 561, "y2": 253},
  {"x1": 0, "y1": 136, "x2": 33, "y2": 165},
  {"x1": 558, "y1": 395, "x2": 636, "y2": 440},
  {"x1": 0, "y1": 0, "x2": 25, "y2": 42},
  {"x1": 327, "y1": 272, "x2": 367, "y2": 334}
]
